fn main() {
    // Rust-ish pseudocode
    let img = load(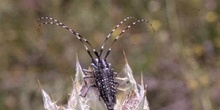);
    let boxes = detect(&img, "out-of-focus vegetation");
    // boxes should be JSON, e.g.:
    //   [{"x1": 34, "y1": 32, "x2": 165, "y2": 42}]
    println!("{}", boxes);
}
[{"x1": 0, "y1": 0, "x2": 219, "y2": 110}]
